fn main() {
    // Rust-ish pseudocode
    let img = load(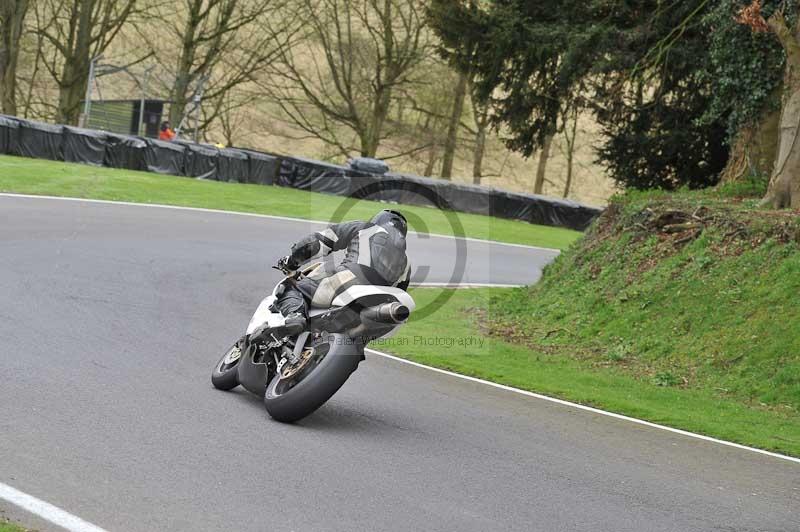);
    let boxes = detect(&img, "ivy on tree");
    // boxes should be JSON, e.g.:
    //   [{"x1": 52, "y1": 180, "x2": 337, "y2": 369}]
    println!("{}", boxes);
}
[{"x1": 428, "y1": 0, "x2": 730, "y2": 191}]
